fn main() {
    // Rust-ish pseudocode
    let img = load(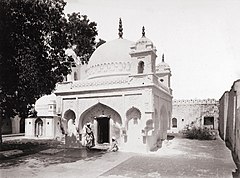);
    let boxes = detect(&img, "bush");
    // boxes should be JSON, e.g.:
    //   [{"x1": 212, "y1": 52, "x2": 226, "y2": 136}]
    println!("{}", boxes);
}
[{"x1": 183, "y1": 127, "x2": 217, "y2": 140}]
